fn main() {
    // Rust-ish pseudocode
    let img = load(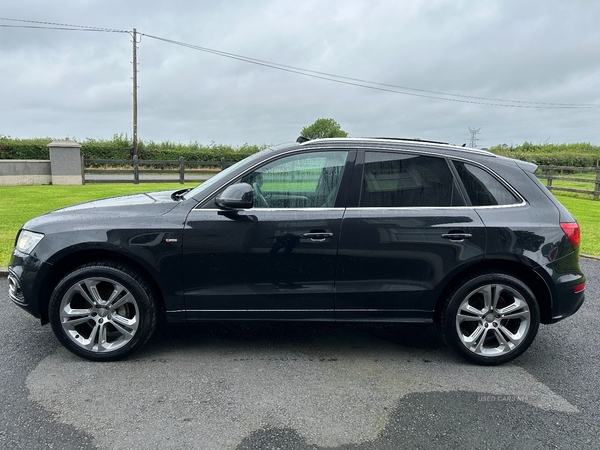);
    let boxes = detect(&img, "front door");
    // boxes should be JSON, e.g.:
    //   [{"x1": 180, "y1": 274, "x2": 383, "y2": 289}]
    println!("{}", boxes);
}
[{"x1": 182, "y1": 150, "x2": 352, "y2": 320}]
